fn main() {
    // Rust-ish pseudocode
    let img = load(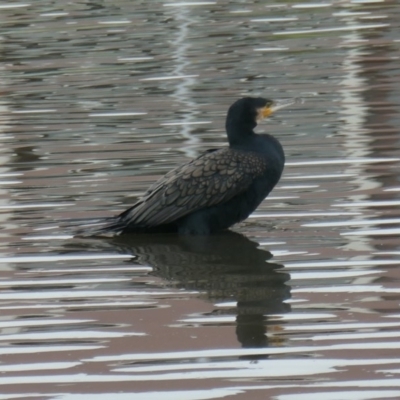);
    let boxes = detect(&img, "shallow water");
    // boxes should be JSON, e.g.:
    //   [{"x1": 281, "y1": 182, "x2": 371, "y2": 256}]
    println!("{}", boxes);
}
[{"x1": 1, "y1": 1, "x2": 400, "y2": 399}]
